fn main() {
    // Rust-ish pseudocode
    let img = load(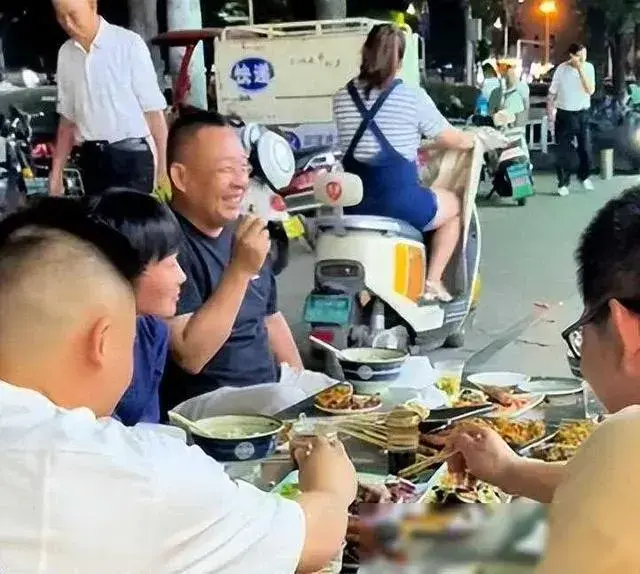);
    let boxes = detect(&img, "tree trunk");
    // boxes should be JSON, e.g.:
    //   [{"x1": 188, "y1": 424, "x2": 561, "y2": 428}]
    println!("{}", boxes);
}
[
  {"x1": 635, "y1": 23, "x2": 640, "y2": 80},
  {"x1": 585, "y1": 7, "x2": 608, "y2": 97},
  {"x1": 127, "y1": 0, "x2": 162, "y2": 81},
  {"x1": 612, "y1": 30, "x2": 632, "y2": 102},
  {"x1": 314, "y1": 0, "x2": 347, "y2": 20}
]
